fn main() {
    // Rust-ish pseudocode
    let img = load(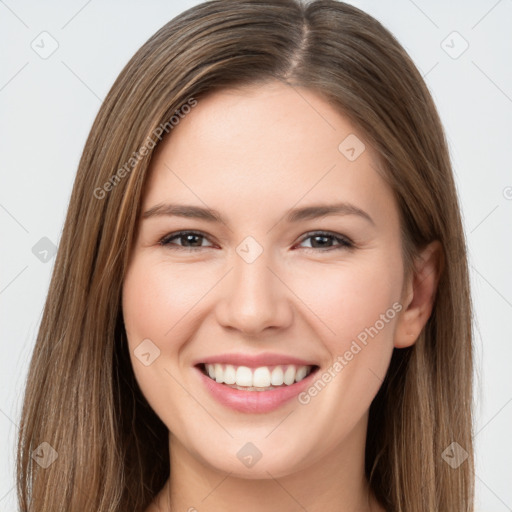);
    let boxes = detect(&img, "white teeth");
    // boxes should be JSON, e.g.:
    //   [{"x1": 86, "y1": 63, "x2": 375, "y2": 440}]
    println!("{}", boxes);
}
[
  {"x1": 235, "y1": 366, "x2": 253, "y2": 387},
  {"x1": 270, "y1": 366, "x2": 284, "y2": 386},
  {"x1": 203, "y1": 363, "x2": 313, "y2": 389},
  {"x1": 223, "y1": 364, "x2": 236, "y2": 385},
  {"x1": 253, "y1": 367, "x2": 271, "y2": 387},
  {"x1": 214, "y1": 363, "x2": 223, "y2": 383},
  {"x1": 283, "y1": 365, "x2": 296, "y2": 385},
  {"x1": 295, "y1": 366, "x2": 308, "y2": 382}
]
